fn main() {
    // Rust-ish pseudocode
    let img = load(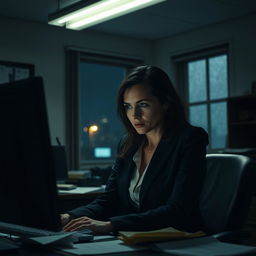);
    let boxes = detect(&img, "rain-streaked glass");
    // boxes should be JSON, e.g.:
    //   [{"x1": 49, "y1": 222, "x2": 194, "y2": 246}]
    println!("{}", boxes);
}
[
  {"x1": 189, "y1": 104, "x2": 208, "y2": 132},
  {"x1": 209, "y1": 55, "x2": 228, "y2": 100},
  {"x1": 188, "y1": 60, "x2": 207, "y2": 103},
  {"x1": 210, "y1": 102, "x2": 227, "y2": 148}
]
